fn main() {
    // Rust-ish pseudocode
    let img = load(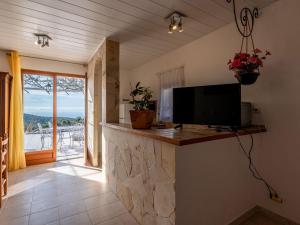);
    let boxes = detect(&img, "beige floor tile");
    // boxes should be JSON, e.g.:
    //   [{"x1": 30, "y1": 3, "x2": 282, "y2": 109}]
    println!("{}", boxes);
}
[
  {"x1": 60, "y1": 212, "x2": 92, "y2": 225},
  {"x1": 96, "y1": 217, "x2": 124, "y2": 225},
  {"x1": 33, "y1": 189, "x2": 58, "y2": 201},
  {"x1": 6, "y1": 192, "x2": 33, "y2": 208},
  {"x1": 88, "y1": 202, "x2": 127, "y2": 225},
  {"x1": 0, "y1": 203, "x2": 31, "y2": 220},
  {"x1": 58, "y1": 201, "x2": 87, "y2": 219},
  {"x1": 84, "y1": 192, "x2": 119, "y2": 210},
  {"x1": 6, "y1": 188, "x2": 33, "y2": 198},
  {"x1": 45, "y1": 221, "x2": 60, "y2": 225},
  {"x1": 31, "y1": 197, "x2": 61, "y2": 214},
  {"x1": 29, "y1": 208, "x2": 59, "y2": 225},
  {"x1": 93, "y1": 213, "x2": 139, "y2": 225},
  {"x1": 57, "y1": 192, "x2": 82, "y2": 205},
  {"x1": 4, "y1": 159, "x2": 134, "y2": 225},
  {"x1": 0, "y1": 215, "x2": 29, "y2": 225},
  {"x1": 33, "y1": 183, "x2": 57, "y2": 194},
  {"x1": 78, "y1": 185, "x2": 110, "y2": 200}
]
